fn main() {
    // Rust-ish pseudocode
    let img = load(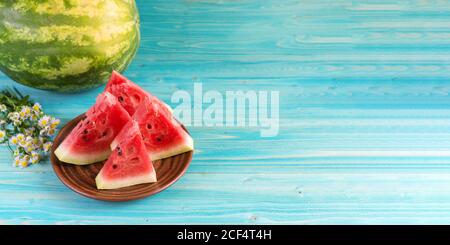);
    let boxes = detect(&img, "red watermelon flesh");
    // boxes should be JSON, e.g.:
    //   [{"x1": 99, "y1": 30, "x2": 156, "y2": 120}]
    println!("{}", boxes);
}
[
  {"x1": 54, "y1": 92, "x2": 132, "y2": 165},
  {"x1": 111, "y1": 97, "x2": 194, "y2": 161},
  {"x1": 105, "y1": 71, "x2": 172, "y2": 116},
  {"x1": 96, "y1": 121, "x2": 156, "y2": 189}
]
